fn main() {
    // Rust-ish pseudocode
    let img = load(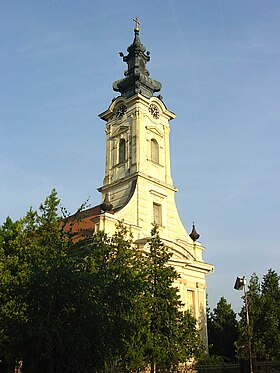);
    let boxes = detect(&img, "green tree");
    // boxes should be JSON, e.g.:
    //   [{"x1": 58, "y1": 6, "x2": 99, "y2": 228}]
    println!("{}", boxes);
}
[
  {"x1": 0, "y1": 194, "x2": 204, "y2": 373},
  {"x1": 0, "y1": 191, "x2": 98, "y2": 373},
  {"x1": 84, "y1": 222, "x2": 148, "y2": 372},
  {"x1": 237, "y1": 269, "x2": 280, "y2": 361},
  {"x1": 0, "y1": 217, "x2": 29, "y2": 371},
  {"x1": 207, "y1": 297, "x2": 238, "y2": 362},
  {"x1": 259, "y1": 269, "x2": 280, "y2": 360},
  {"x1": 145, "y1": 225, "x2": 204, "y2": 372},
  {"x1": 236, "y1": 273, "x2": 262, "y2": 360}
]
